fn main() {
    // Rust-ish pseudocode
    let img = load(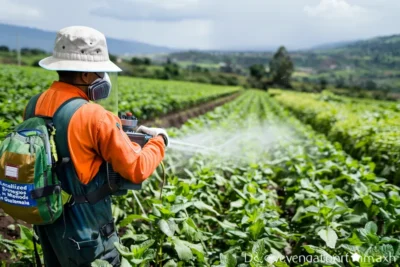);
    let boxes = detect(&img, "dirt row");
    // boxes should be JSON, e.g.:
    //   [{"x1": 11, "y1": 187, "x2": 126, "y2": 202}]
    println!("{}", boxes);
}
[{"x1": 141, "y1": 92, "x2": 241, "y2": 128}]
